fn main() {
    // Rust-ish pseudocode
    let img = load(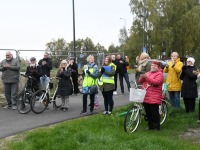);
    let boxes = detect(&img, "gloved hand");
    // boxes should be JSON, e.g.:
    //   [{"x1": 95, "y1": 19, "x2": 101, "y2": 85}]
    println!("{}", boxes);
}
[
  {"x1": 86, "y1": 70, "x2": 90, "y2": 75},
  {"x1": 171, "y1": 59, "x2": 175, "y2": 67},
  {"x1": 101, "y1": 67, "x2": 105, "y2": 73}
]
